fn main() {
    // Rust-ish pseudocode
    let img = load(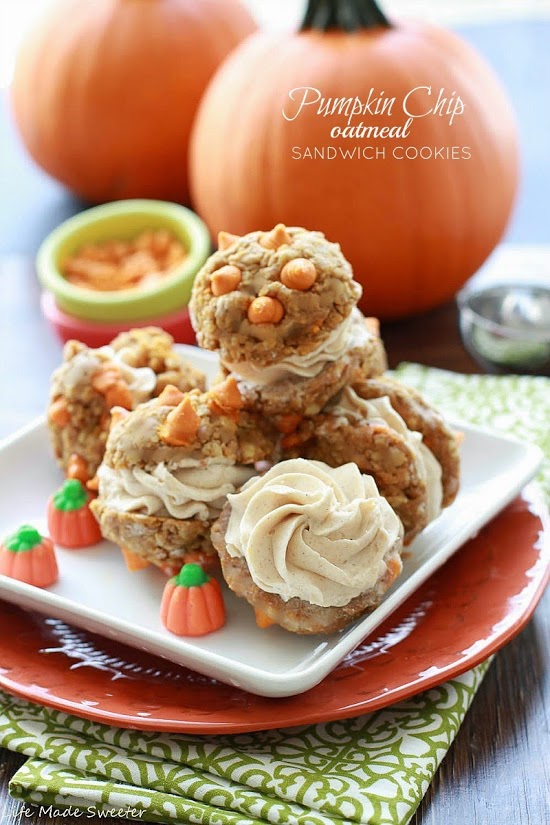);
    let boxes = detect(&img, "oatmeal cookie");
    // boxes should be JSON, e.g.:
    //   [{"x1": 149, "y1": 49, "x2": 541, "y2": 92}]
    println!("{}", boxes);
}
[
  {"x1": 282, "y1": 394, "x2": 431, "y2": 544},
  {"x1": 190, "y1": 225, "x2": 385, "y2": 415},
  {"x1": 91, "y1": 379, "x2": 279, "y2": 570},
  {"x1": 351, "y1": 376, "x2": 461, "y2": 507},
  {"x1": 220, "y1": 309, "x2": 387, "y2": 416},
  {"x1": 110, "y1": 327, "x2": 206, "y2": 395},
  {"x1": 47, "y1": 329, "x2": 205, "y2": 479},
  {"x1": 211, "y1": 459, "x2": 403, "y2": 634}
]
